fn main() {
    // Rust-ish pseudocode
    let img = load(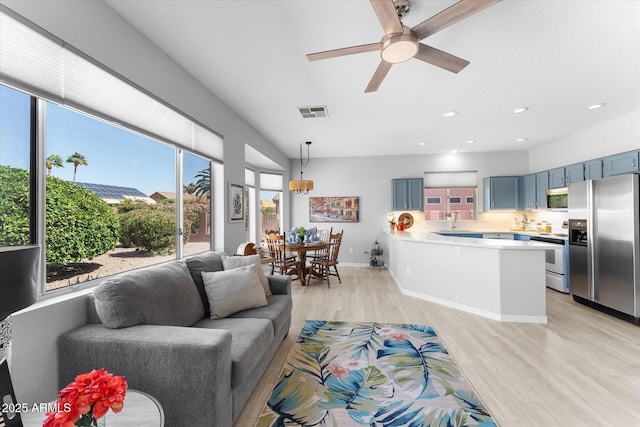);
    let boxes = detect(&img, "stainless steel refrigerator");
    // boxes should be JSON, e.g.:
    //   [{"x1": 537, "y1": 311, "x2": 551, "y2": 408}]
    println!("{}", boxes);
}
[{"x1": 568, "y1": 174, "x2": 640, "y2": 323}]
